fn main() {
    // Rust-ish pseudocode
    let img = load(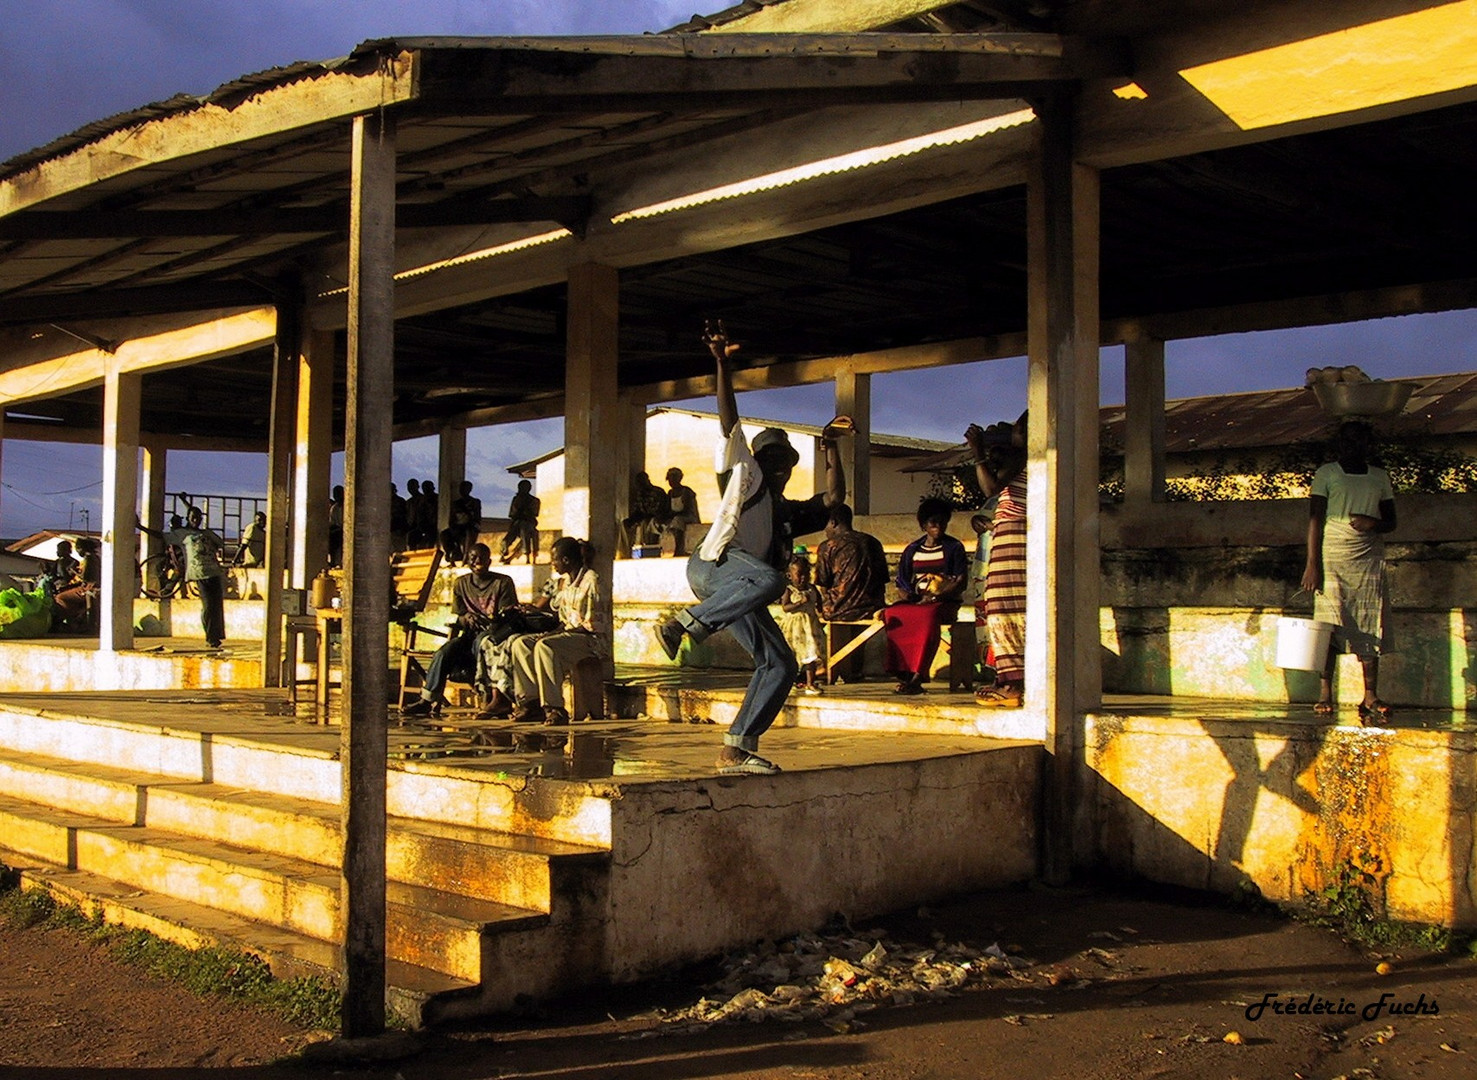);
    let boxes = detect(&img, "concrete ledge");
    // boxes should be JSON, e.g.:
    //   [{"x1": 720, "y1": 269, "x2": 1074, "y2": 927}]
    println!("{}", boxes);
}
[{"x1": 1081, "y1": 710, "x2": 1477, "y2": 928}]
